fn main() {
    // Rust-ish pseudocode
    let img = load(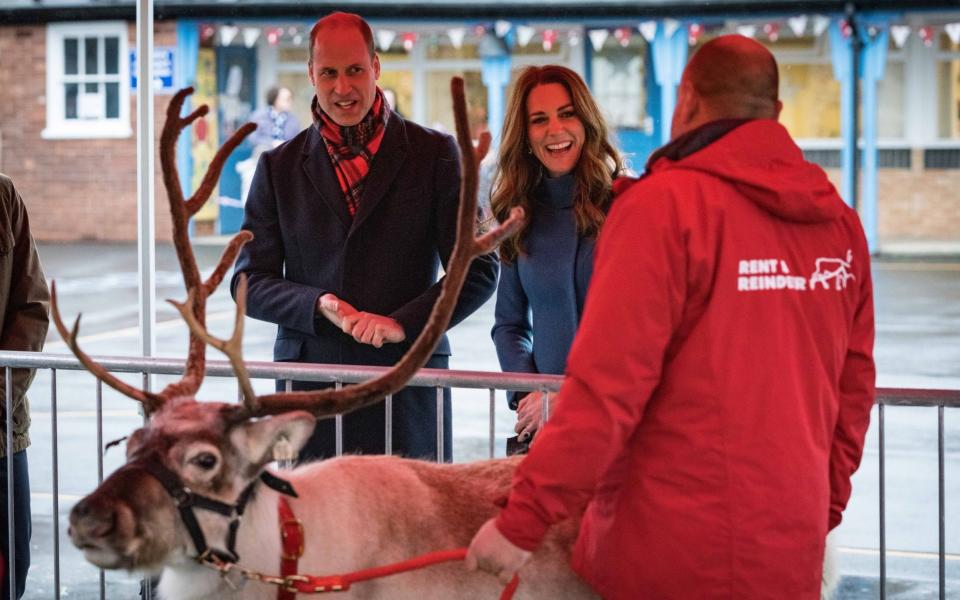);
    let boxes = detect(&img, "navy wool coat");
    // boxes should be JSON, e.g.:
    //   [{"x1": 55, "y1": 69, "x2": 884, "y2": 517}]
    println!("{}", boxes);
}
[{"x1": 232, "y1": 112, "x2": 499, "y2": 461}]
